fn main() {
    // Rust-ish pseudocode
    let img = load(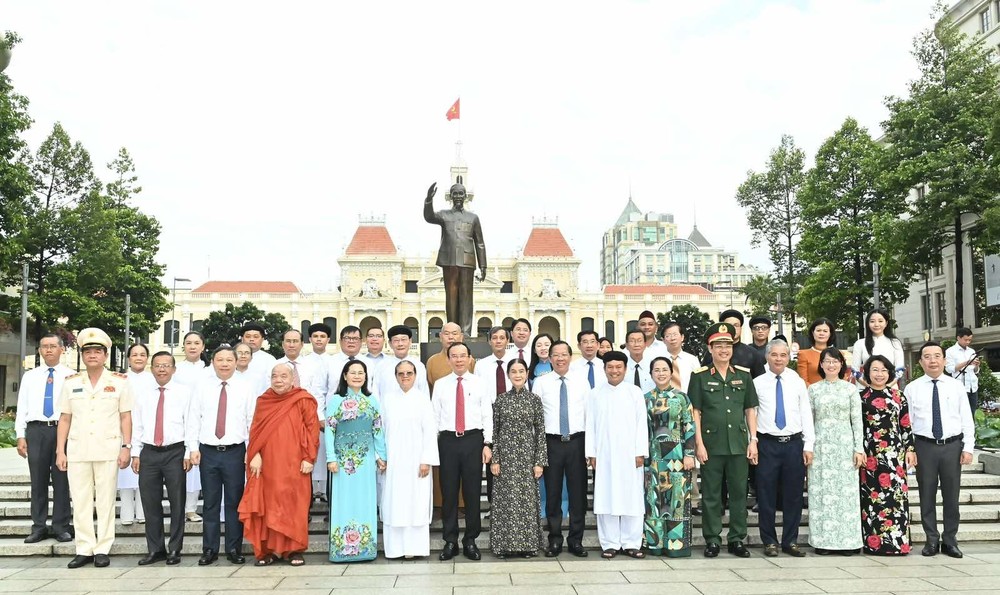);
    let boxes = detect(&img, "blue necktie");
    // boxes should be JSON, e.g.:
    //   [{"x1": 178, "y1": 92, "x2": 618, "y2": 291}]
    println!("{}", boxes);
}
[
  {"x1": 931, "y1": 379, "x2": 943, "y2": 440},
  {"x1": 587, "y1": 361, "x2": 595, "y2": 389},
  {"x1": 43, "y1": 368, "x2": 55, "y2": 418},
  {"x1": 559, "y1": 376, "x2": 570, "y2": 438},
  {"x1": 774, "y1": 374, "x2": 786, "y2": 430}
]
